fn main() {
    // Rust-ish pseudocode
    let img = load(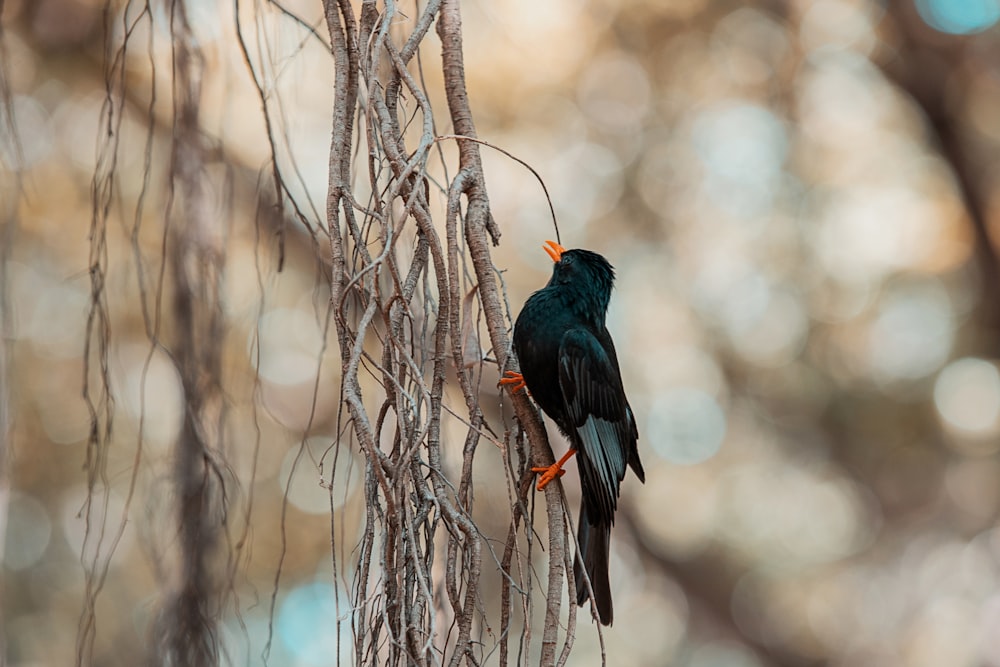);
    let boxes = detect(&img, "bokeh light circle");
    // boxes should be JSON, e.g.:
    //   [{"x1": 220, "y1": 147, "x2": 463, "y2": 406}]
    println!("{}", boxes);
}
[
  {"x1": 576, "y1": 53, "x2": 651, "y2": 131},
  {"x1": 250, "y1": 308, "x2": 325, "y2": 385},
  {"x1": 729, "y1": 289, "x2": 809, "y2": 367},
  {"x1": 279, "y1": 437, "x2": 360, "y2": 514},
  {"x1": 118, "y1": 344, "x2": 185, "y2": 450},
  {"x1": 691, "y1": 102, "x2": 788, "y2": 218},
  {"x1": 916, "y1": 0, "x2": 1000, "y2": 34},
  {"x1": 1, "y1": 95, "x2": 53, "y2": 168},
  {"x1": 3, "y1": 493, "x2": 52, "y2": 570},
  {"x1": 61, "y1": 486, "x2": 135, "y2": 567},
  {"x1": 868, "y1": 282, "x2": 953, "y2": 383},
  {"x1": 278, "y1": 581, "x2": 350, "y2": 666},
  {"x1": 26, "y1": 284, "x2": 89, "y2": 359},
  {"x1": 800, "y1": 0, "x2": 878, "y2": 54},
  {"x1": 647, "y1": 388, "x2": 726, "y2": 464},
  {"x1": 934, "y1": 358, "x2": 1000, "y2": 436}
]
